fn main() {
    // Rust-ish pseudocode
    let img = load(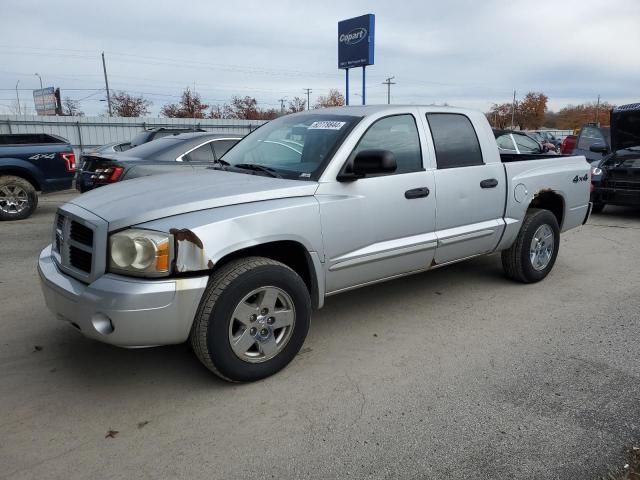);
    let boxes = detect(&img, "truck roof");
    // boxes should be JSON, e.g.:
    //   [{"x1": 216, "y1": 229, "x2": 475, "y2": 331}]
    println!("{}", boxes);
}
[{"x1": 298, "y1": 104, "x2": 475, "y2": 116}]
